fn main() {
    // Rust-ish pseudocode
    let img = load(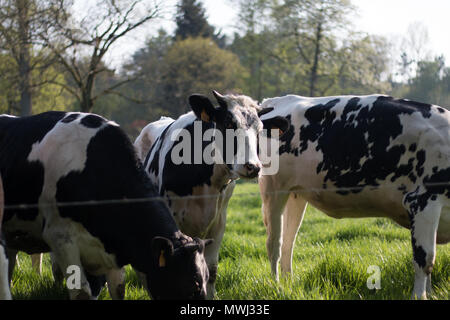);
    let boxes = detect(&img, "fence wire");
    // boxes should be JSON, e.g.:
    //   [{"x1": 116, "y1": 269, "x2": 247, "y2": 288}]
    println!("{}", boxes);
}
[{"x1": 1, "y1": 181, "x2": 449, "y2": 211}]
